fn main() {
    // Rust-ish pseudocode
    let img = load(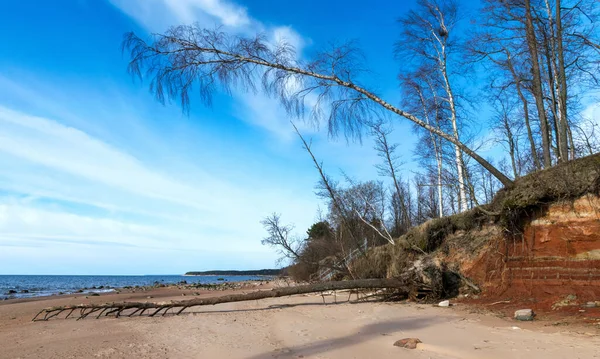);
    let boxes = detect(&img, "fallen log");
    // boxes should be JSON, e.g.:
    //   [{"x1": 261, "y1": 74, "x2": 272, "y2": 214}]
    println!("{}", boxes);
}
[{"x1": 32, "y1": 278, "x2": 420, "y2": 321}]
